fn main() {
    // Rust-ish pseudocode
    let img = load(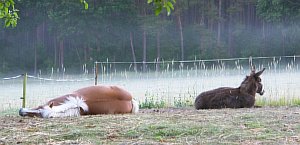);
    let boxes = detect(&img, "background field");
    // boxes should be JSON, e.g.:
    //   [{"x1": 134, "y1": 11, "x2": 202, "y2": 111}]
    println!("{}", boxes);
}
[
  {"x1": 0, "y1": 57, "x2": 299, "y2": 144},
  {"x1": 0, "y1": 56, "x2": 300, "y2": 112}
]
